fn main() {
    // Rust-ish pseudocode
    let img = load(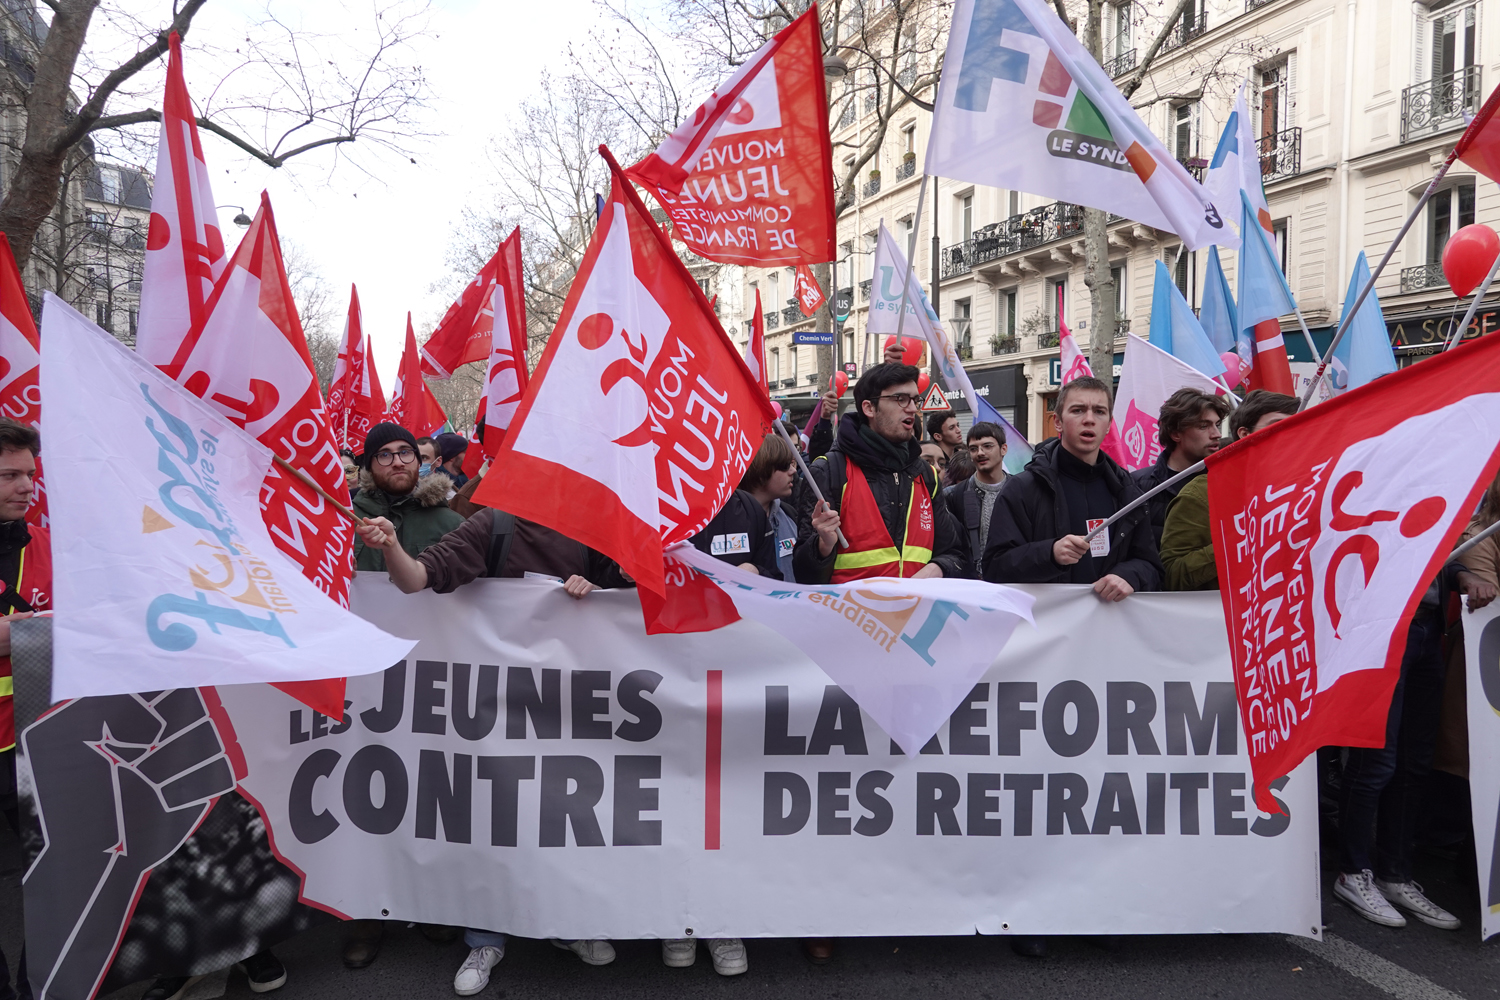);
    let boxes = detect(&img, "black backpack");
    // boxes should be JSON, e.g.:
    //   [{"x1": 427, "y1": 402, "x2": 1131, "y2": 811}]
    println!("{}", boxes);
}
[{"x1": 484, "y1": 509, "x2": 518, "y2": 577}]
